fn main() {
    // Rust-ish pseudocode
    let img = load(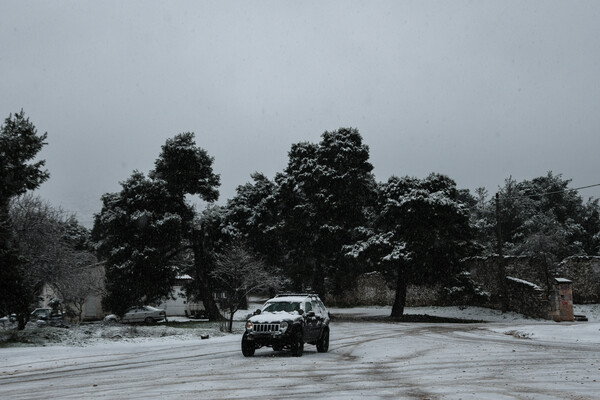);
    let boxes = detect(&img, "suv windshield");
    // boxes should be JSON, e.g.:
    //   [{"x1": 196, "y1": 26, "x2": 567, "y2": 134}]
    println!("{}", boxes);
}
[{"x1": 262, "y1": 301, "x2": 301, "y2": 313}]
